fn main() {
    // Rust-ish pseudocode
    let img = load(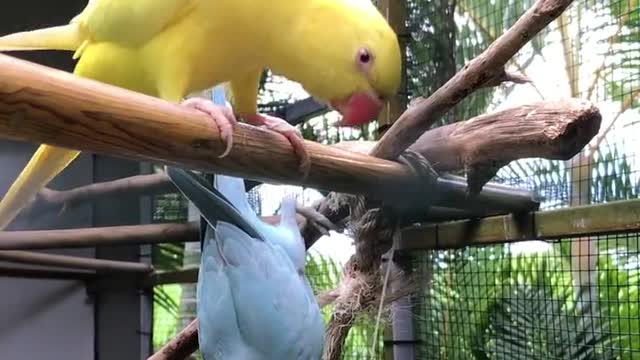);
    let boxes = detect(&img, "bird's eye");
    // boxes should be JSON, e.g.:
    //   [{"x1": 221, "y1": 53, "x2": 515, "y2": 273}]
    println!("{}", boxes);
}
[{"x1": 358, "y1": 48, "x2": 373, "y2": 64}]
